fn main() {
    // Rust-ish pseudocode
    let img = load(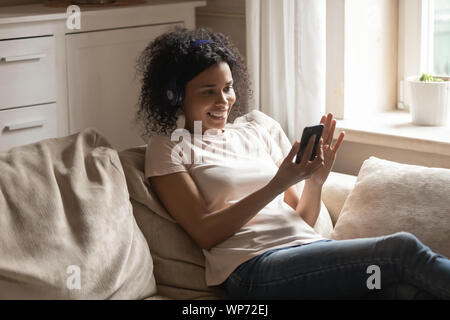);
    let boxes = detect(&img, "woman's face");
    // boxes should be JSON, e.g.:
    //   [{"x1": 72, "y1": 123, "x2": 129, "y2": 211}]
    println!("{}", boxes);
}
[{"x1": 181, "y1": 62, "x2": 236, "y2": 134}]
